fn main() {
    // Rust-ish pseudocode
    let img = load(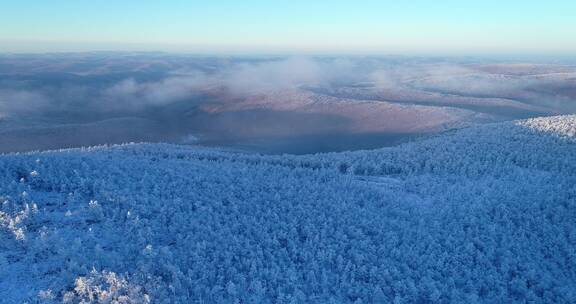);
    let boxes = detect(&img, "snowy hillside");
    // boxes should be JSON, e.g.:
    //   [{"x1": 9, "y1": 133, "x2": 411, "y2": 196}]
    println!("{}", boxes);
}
[{"x1": 0, "y1": 115, "x2": 575, "y2": 303}]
